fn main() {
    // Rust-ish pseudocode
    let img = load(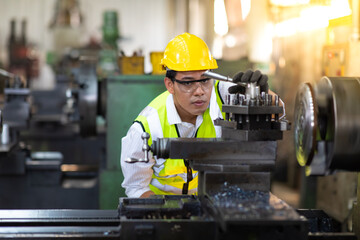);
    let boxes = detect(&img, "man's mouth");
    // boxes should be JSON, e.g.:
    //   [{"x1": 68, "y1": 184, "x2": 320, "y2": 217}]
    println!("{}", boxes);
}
[{"x1": 192, "y1": 100, "x2": 205, "y2": 106}]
